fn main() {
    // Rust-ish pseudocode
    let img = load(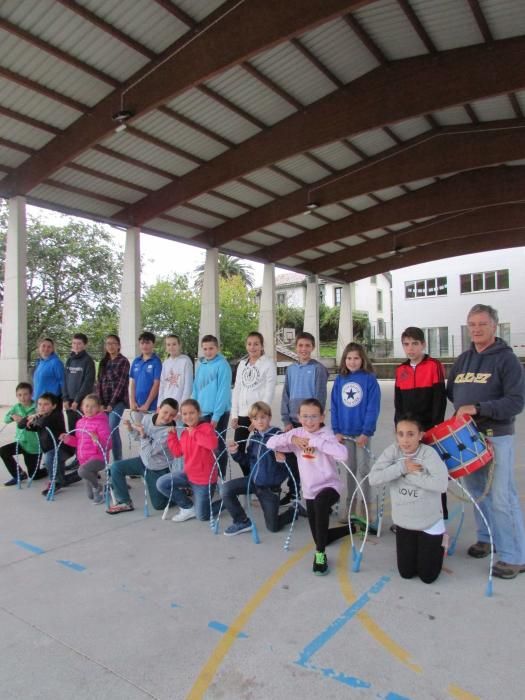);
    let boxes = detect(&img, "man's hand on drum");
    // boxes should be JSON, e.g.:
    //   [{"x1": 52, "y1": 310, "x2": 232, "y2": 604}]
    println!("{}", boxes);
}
[{"x1": 456, "y1": 404, "x2": 477, "y2": 417}]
